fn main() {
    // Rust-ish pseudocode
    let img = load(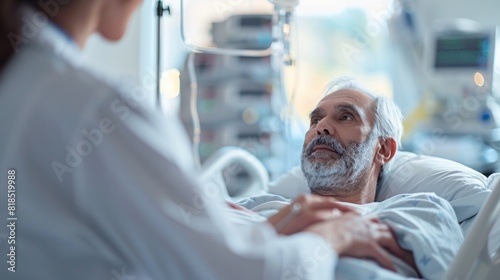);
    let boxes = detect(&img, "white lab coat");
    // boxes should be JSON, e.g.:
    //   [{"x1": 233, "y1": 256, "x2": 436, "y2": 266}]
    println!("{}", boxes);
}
[{"x1": 0, "y1": 11, "x2": 336, "y2": 280}]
